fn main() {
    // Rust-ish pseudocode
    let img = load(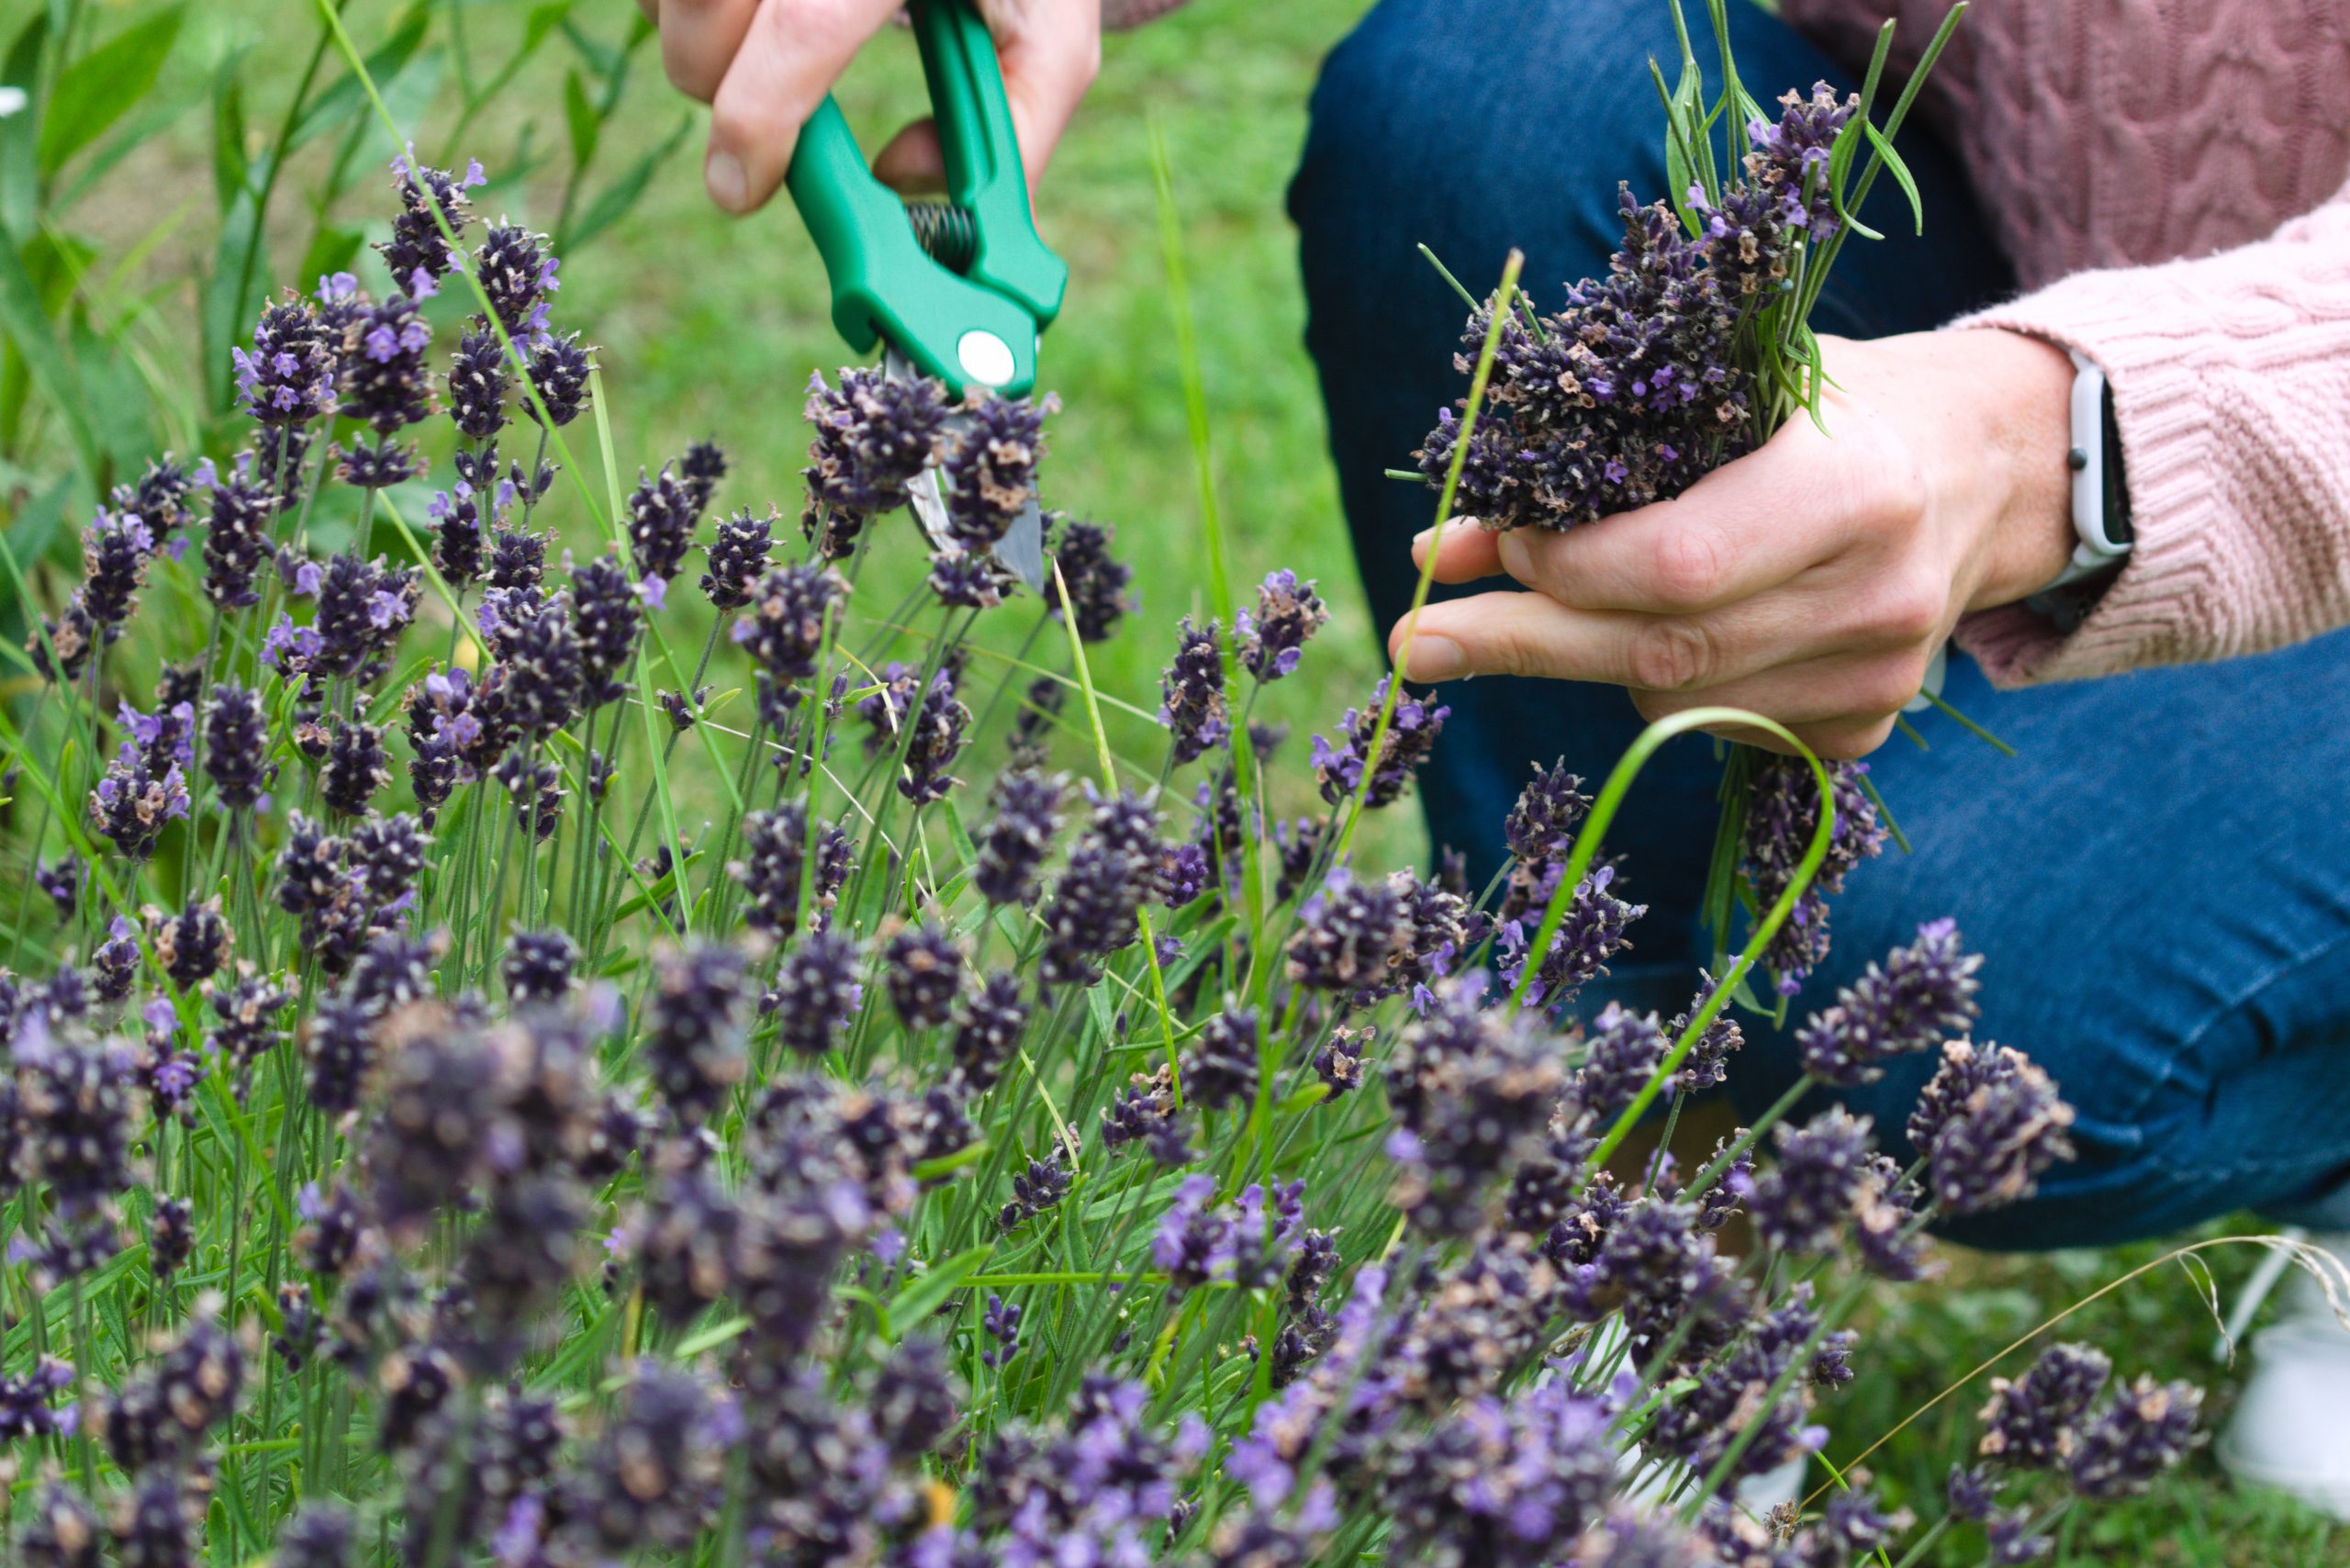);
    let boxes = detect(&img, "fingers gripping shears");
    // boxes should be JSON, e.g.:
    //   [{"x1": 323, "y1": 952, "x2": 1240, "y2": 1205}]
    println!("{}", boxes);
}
[{"x1": 783, "y1": 0, "x2": 1069, "y2": 590}]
